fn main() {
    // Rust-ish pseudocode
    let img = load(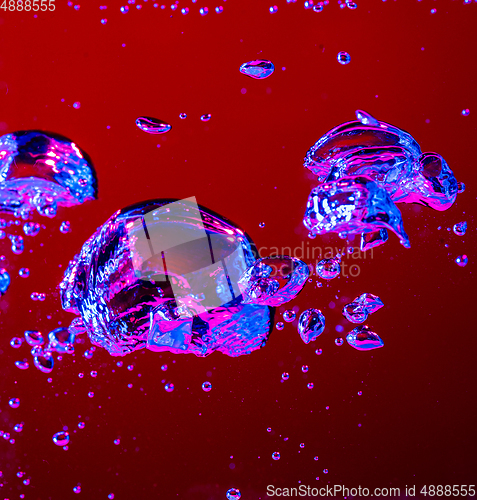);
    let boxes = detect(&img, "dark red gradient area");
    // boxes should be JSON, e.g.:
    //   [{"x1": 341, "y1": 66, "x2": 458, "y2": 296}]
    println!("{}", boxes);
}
[{"x1": 0, "y1": 2, "x2": 476, "y2": 499}]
